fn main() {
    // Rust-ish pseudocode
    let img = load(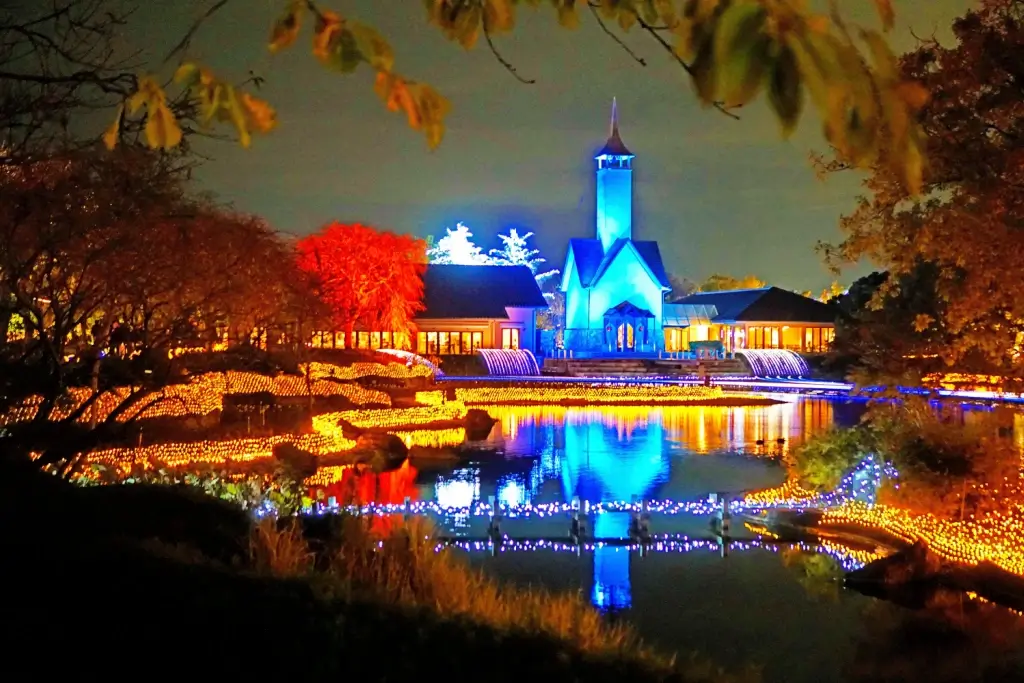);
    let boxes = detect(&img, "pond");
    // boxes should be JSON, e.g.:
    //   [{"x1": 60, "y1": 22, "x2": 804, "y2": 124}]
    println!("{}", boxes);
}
[{"x1": 316, "y1": 396, "x2": 1024, "y2": 682}]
